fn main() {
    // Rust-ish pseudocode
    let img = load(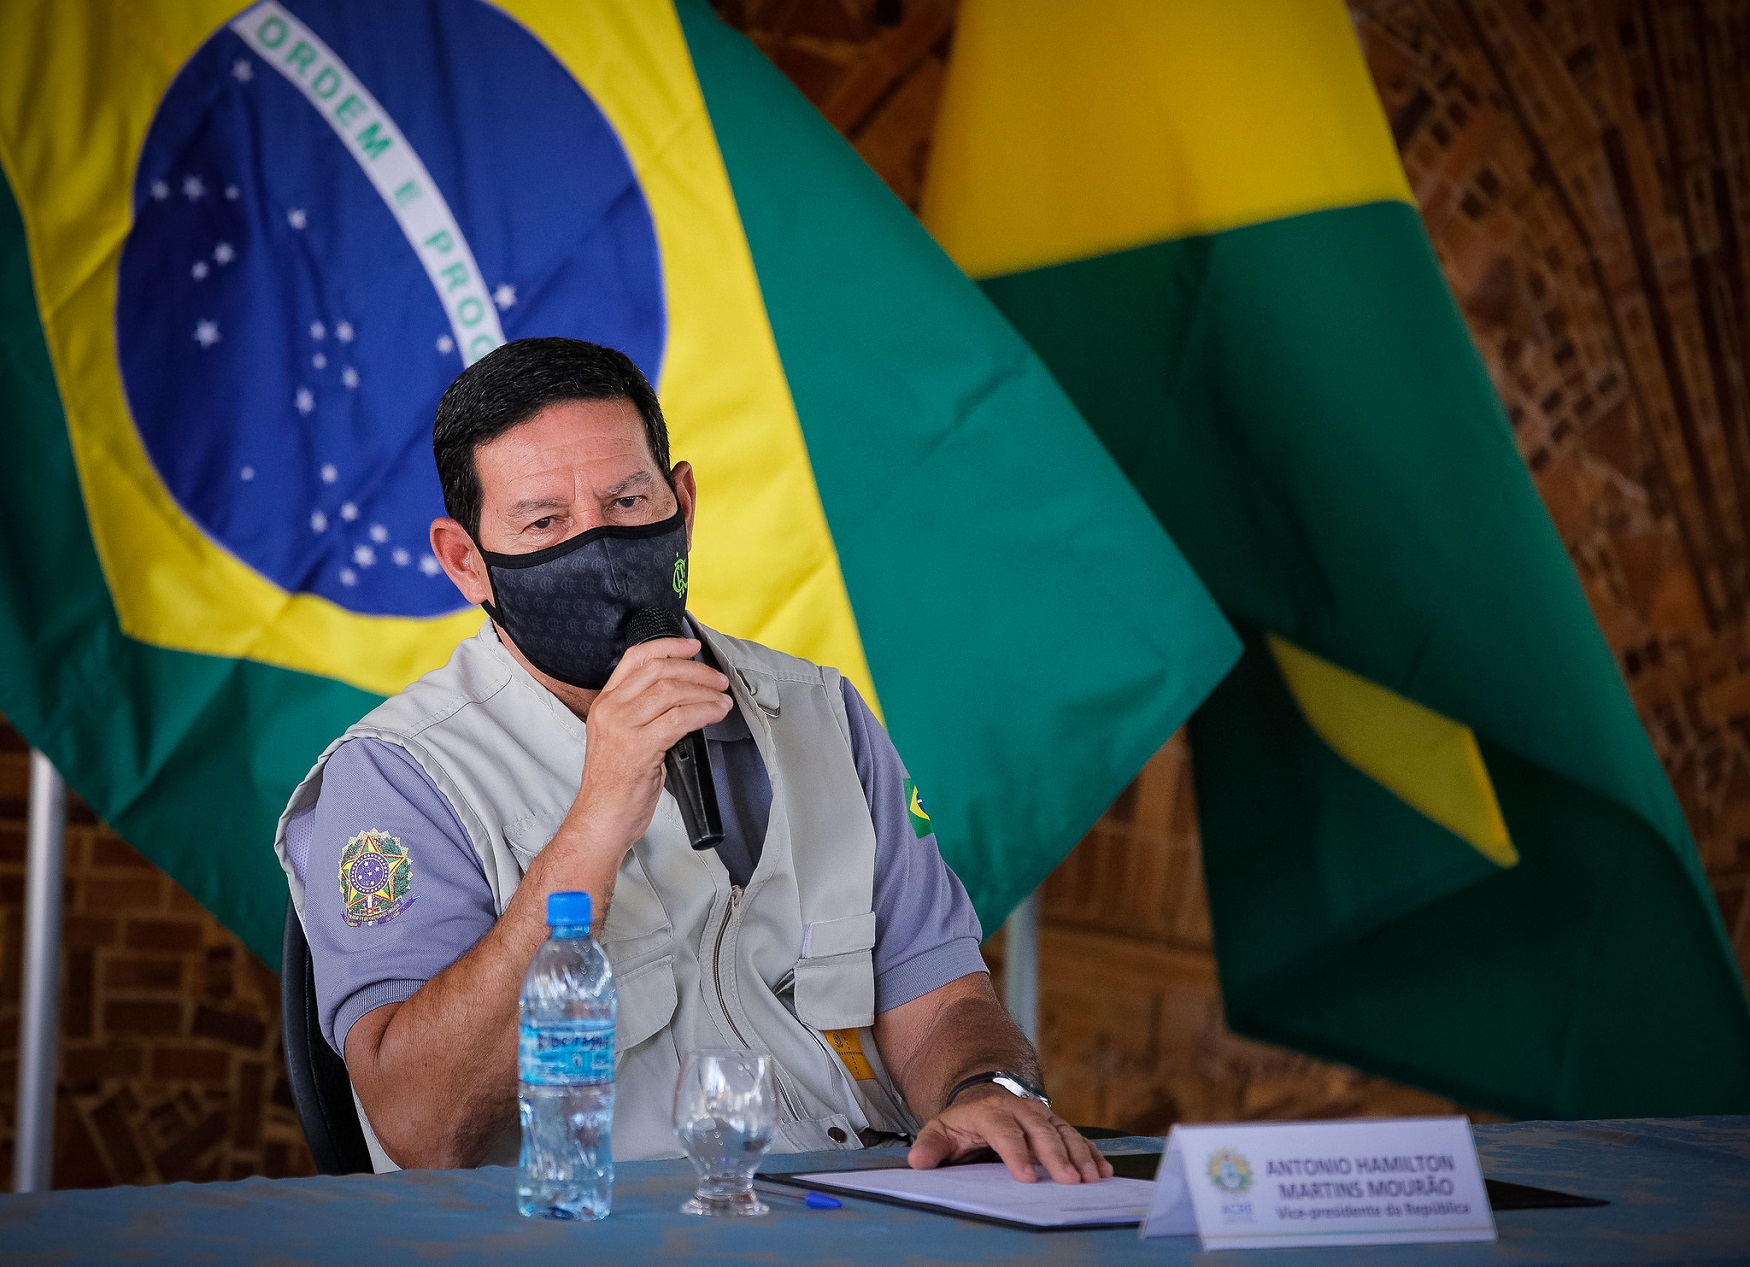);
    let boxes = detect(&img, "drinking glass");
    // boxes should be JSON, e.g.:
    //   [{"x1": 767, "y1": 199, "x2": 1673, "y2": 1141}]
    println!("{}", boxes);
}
[{"x1": 673, "y1": 1049, "x2": 777, "y2": 1216}]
